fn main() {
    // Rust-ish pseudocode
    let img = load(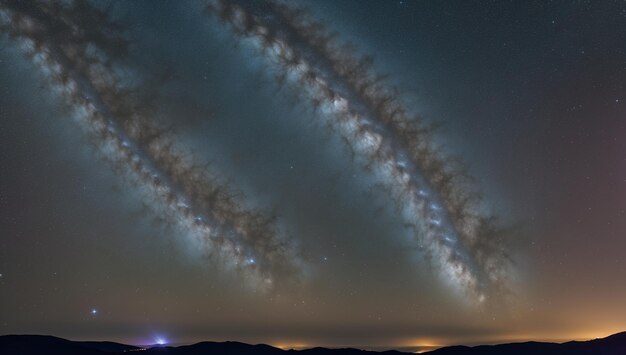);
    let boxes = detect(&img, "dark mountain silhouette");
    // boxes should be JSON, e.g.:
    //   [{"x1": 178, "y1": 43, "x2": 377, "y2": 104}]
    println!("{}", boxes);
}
[
  {"x1": 75, "y1": 340, "x2": 140, "y2": 353},
  {"x1": 1, "y1": 332, "x2": 625, "y2": 355},
  {"x1": 0, "y1": 334, "x2": 138, "y2": 354},
  {"x1": 428, "y1": 331, "x2": 626, "y2": 355}
]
